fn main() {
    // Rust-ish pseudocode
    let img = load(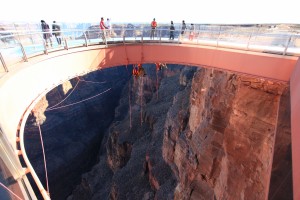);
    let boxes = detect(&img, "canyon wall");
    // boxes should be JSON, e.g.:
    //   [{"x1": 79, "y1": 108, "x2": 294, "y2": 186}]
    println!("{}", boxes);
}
[
  {"x1": 25, "y1": 64, "x2": 292, "y2": 199},
  {"x1": 68, "y1": 65, "x2": 292, "y2": 200}
]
